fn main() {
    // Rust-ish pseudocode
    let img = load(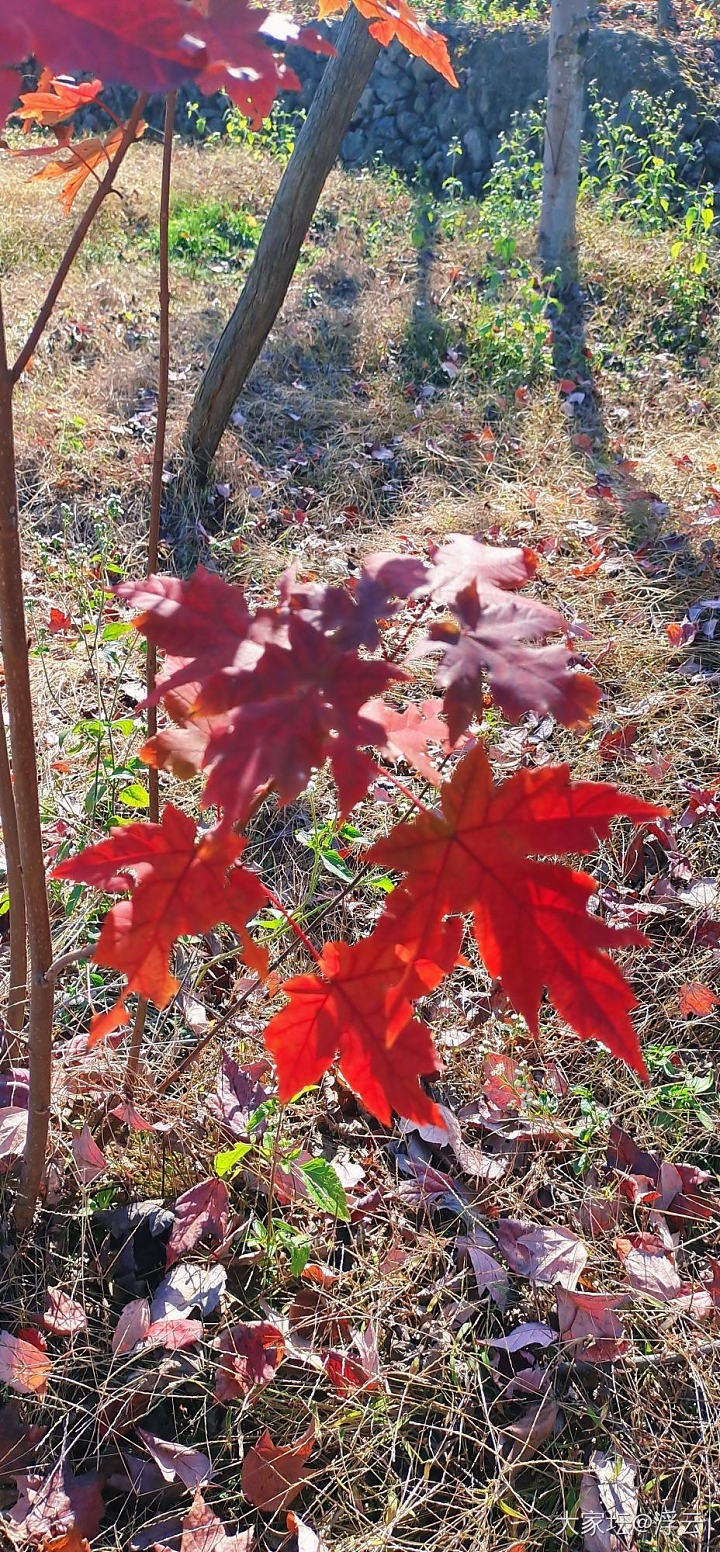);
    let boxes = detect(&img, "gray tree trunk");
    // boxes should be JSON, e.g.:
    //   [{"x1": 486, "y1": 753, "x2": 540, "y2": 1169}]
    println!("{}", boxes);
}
[
  {"x1": 186, "y1": 6, "x2": 380, "y2": 473},
  {"x1": 538, "y1": 0, "x2": 589, "y2": 283}
]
